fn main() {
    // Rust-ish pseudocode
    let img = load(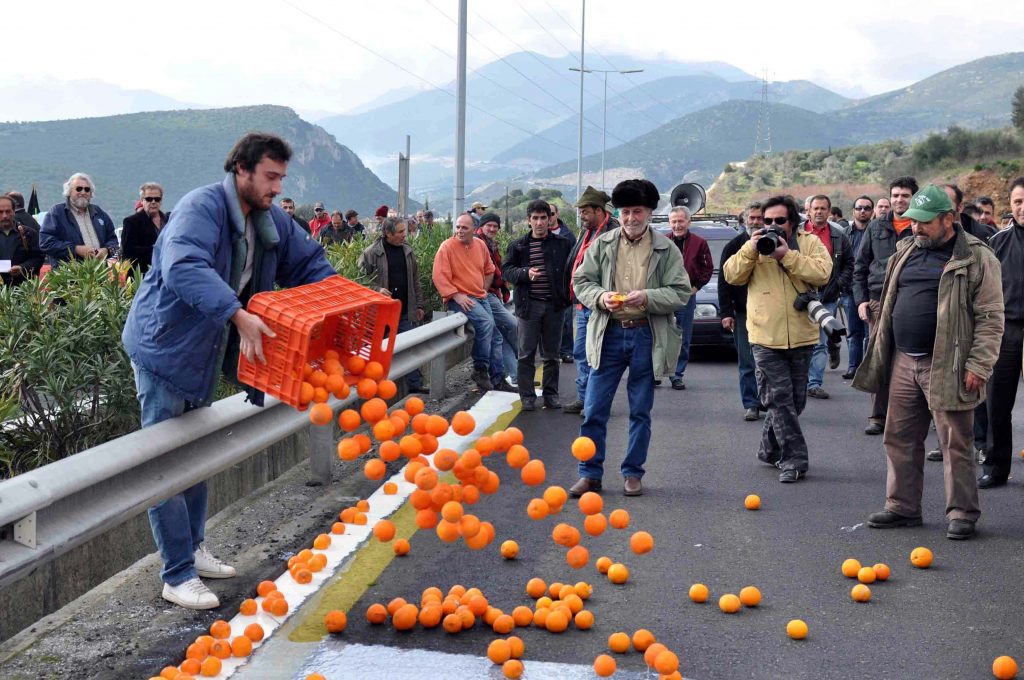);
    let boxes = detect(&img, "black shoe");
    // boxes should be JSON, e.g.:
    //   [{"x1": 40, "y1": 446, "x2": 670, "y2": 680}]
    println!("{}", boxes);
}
[
  {"x1": 926, "y1": 448, "x2": 943, "y2": 462},
  {"x1": 778, "y1": 469, "x2": 804, "y2": 483},
  {"x1": 653, "y1": 378, "x2": 662, "y2": 387},
  {"x1": 864, "y1": 422, "x2": 884, "y2": 435},
  {"x1": 978, "y1": 473, "x2": 1007, "y2": 489},
  {"x1": 471, "y1": 367, "x2": 493, "y2": 391},
  {"x1": 543, "y1": 397, "x2": 562, "y2": 410},
  {"x1": 867, "y1": 510, "x2": 922, "y2": 528},
  {"x1": 520, "y1": 398, "x2": 536, "y2": 411},
  {"x1": 562, "y1": 399, "x2": 585, "y2": 414},
  {"x1": 408, "y1": 385, "x2": 430, "y2": 394},
  {"x1": 493, "y1": 379, "x2": 518, "y2": 393},
  {"x1": 744, "y1": 407, "x2": 759, "y2": 421},
  {"x1": 671, "y1": 378, "x2": 685, "y2": 390},
  {"x1": 560, "y1": 354, "x2": 574, "y2": 364},
  {"x1": 946, "y1": 519, "x2": 976, "y2": 540},
  {"x1": 828, "y1": 344, "x2": 841, "y2": 370},
  {"x1": 842, "y1": 371, "x2": 856, "y2": 380}
]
